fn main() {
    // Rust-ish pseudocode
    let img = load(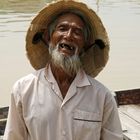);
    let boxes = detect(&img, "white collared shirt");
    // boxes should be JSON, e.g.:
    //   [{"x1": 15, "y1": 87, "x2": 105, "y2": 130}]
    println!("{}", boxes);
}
[{"x1": 4, "y1": 66, "x2": 123, "y2": 140}]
